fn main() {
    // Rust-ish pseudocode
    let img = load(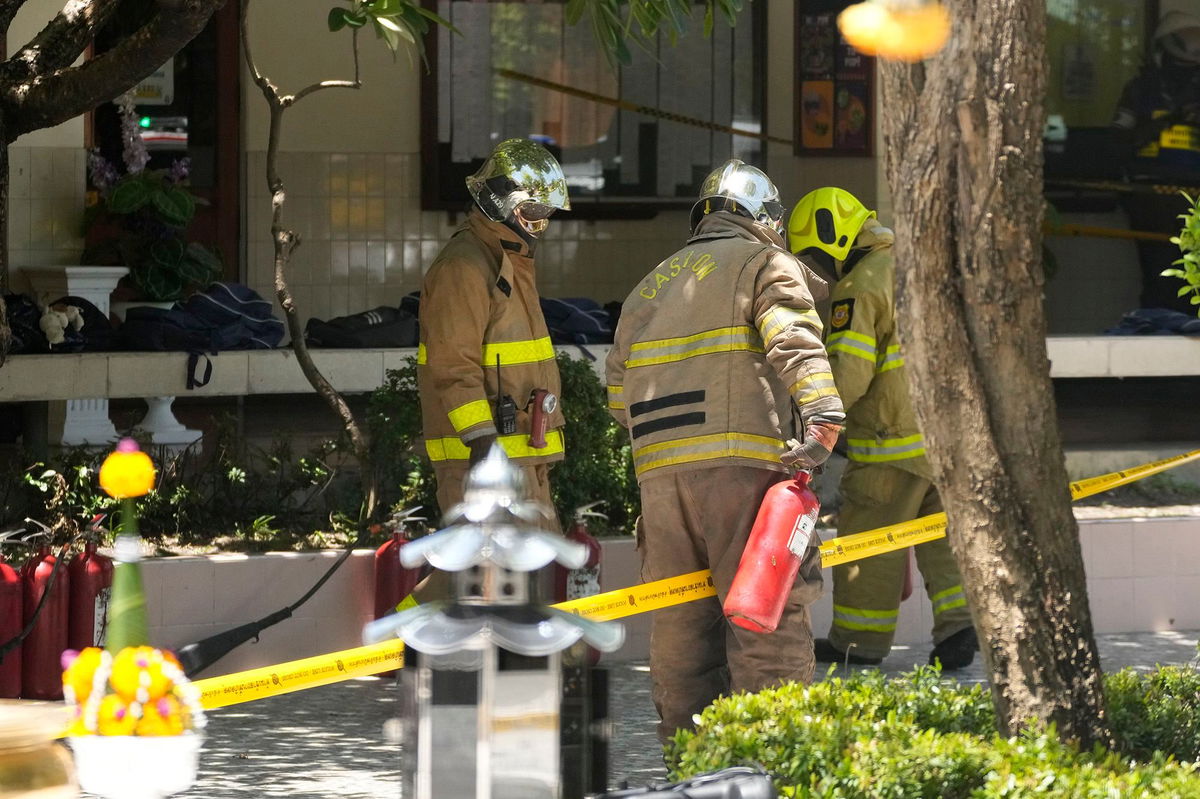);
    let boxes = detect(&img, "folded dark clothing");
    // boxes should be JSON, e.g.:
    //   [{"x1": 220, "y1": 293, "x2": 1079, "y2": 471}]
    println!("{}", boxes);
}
[{"x1": 1105, "y1": 307, "x2": 1200, "y2": 336}]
